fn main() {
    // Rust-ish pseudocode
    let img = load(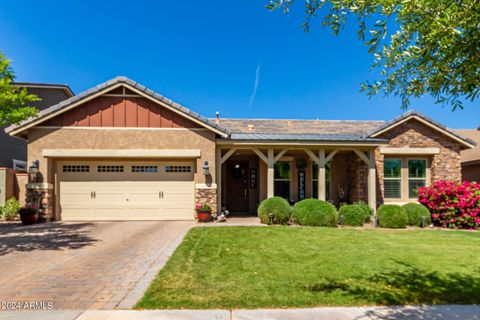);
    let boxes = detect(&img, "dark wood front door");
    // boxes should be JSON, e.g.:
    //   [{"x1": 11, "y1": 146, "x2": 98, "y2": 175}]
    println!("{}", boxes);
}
[{"x1": 226, "y1": 160, "x2": 249, "y2": 213}]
